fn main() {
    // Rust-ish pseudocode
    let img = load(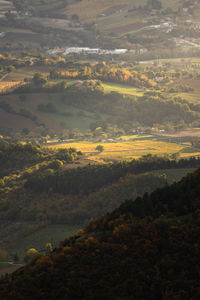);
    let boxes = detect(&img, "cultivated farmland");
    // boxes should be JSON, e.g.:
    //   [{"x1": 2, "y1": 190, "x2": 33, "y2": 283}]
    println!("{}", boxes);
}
[{"x1": 47, "y1": 140, "x2": 187, "y2": 162}]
